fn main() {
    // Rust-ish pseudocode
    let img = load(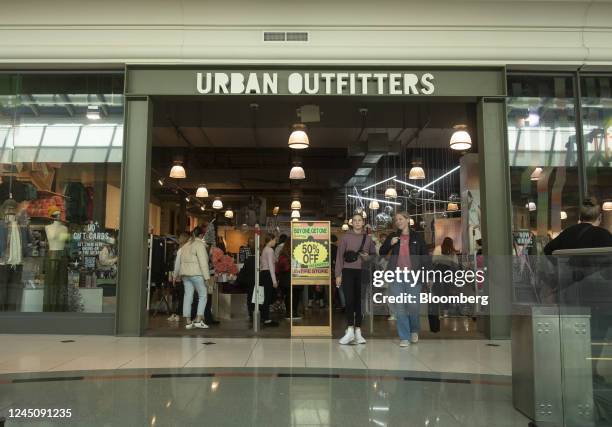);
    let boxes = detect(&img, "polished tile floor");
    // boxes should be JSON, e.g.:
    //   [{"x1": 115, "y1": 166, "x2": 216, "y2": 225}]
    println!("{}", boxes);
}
[
  {"x1": 0, "y1": 335, "x2": 511, "y2": 376},
  {"x1": 0, "y1": 366, "x2": 527, "y2": 427}
]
